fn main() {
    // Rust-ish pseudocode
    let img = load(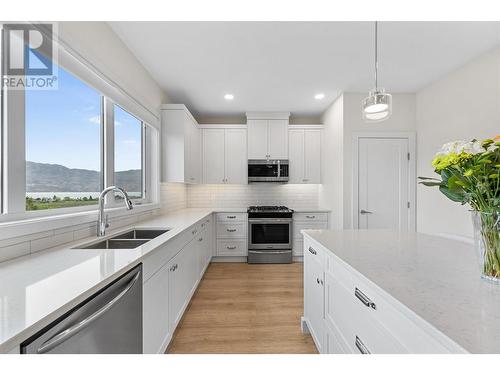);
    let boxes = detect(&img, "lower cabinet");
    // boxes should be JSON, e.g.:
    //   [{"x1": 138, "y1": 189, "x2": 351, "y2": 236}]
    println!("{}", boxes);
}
[
  {"x1": 142, "y1": 214, "x2": 213, "y2": 354},
  {"x1": 143, "y1": 263, "x2": 170, "y2": 354},
  {"x1": 303, "y1": 235, "x2": 461, "y2": 354},
  {"x1": 303, "y1": 243, "x2": 325, "y2": 353}
]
